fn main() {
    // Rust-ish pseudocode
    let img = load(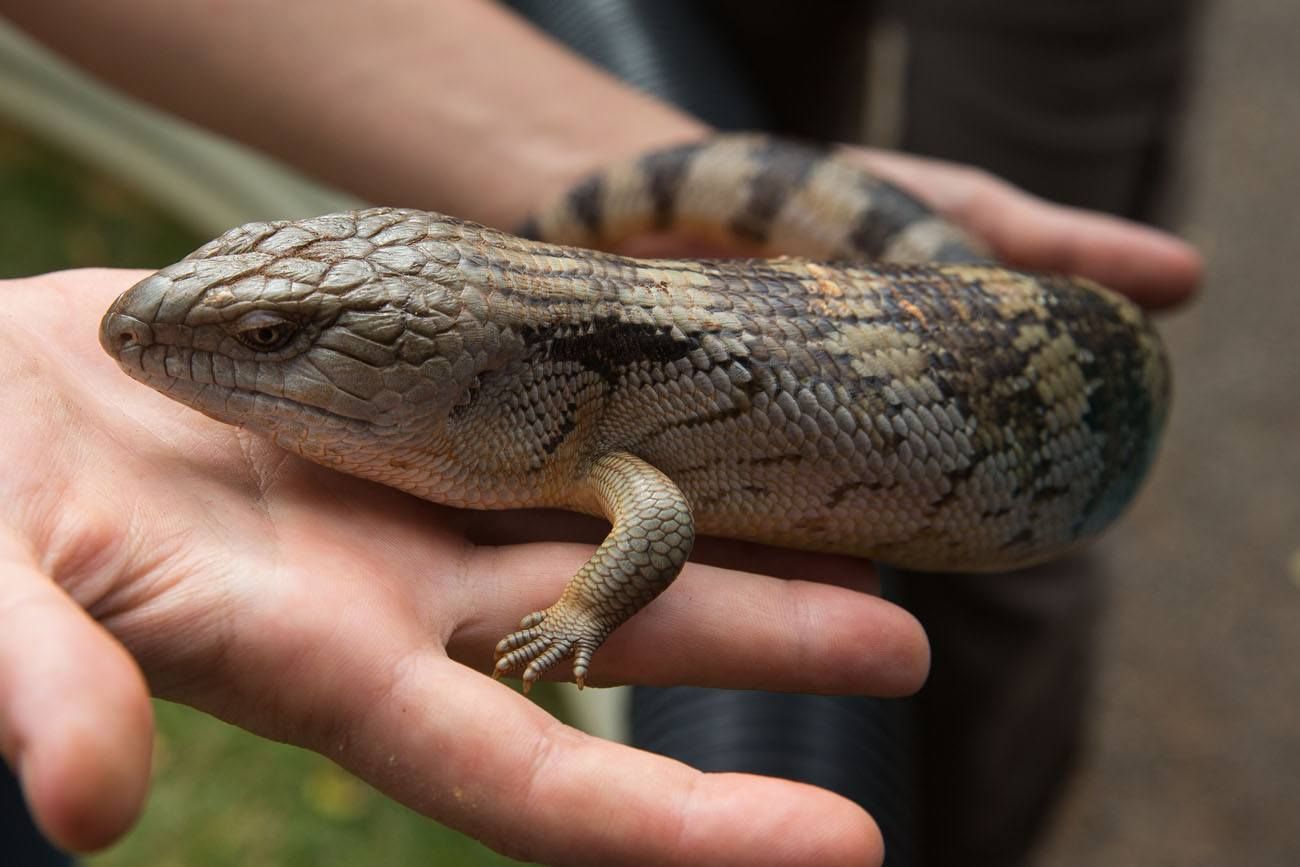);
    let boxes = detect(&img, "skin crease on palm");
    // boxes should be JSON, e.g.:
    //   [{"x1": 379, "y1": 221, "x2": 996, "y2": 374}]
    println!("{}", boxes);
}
[{"x1": 0, "y1": 185, "x2": 1199, "y2": 867}]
